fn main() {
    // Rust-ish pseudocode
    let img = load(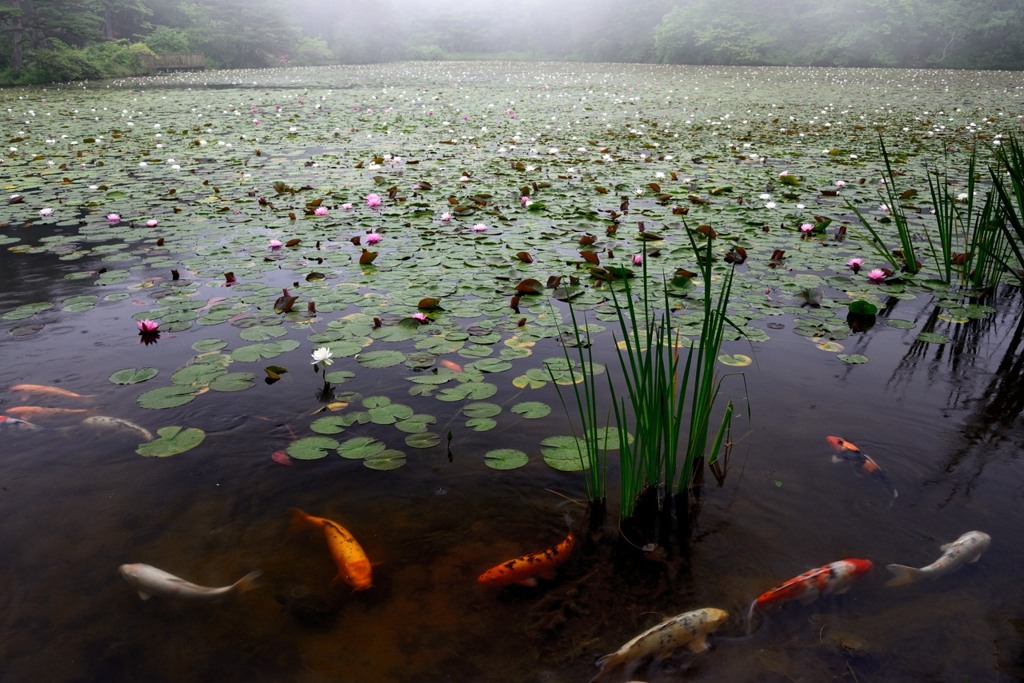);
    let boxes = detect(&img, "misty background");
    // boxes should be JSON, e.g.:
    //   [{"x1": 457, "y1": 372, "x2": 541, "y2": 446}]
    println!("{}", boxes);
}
[{"x1": 2, "y1": 0, "x2": 1024, "y2": 84}]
